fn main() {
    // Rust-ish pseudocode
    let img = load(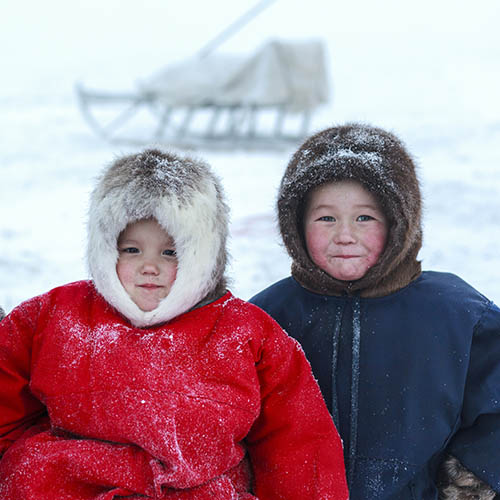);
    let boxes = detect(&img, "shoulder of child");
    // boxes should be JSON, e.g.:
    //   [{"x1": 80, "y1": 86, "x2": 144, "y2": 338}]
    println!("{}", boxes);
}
[
  {"x1": 224, "y1": 292, "x2": 281, "y2": 327},
  {"x1": 420, "y1": 270, "x2": 492, "y2": 304},
  {"x1": 250, "y1": 276, "x2": 303, "y2": 308},
  {"x1": 4, "y1": 280, "x2": 95, "y2": 322},
  {"x1": 224, "y1": 293, "x2": 298, "y2": 341}
]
